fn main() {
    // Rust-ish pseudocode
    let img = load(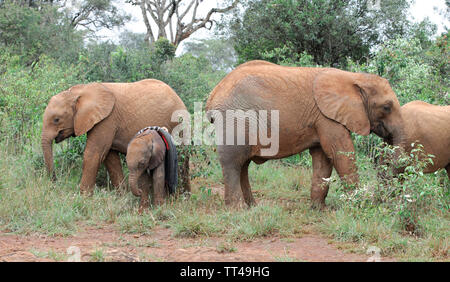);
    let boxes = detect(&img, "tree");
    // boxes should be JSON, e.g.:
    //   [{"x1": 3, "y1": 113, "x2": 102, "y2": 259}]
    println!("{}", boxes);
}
[
  {"x1": 183, "y1": 38, "x2": 237, "y2": 71},
  {"x1": 0, "y1": 1, "x2": 84, "y2": 64},
  {"x1": 63, "y1": 0, "x2": 130, "y2": 32},
  {"x1": 225, "y1": 0, "x2": 413, "y2": 67},
  {"x1": 1, "y1": 0, "x2": 130, "y2": 32},
  {"x1": 0, "y1": 0, "x2": 131, "y2": 64},
  {"x1": 407, "y1": 18, "x2": 437, "y2": 50},
  {"x1": 128, "y1": 0, "x2": 240, "y2": 47},
  {"x1": 119, "y1": 30, "x2": 147, "y2": 50},
  {"x1": 441, "y1": 0, "x2": 449, "y2": 21}
]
